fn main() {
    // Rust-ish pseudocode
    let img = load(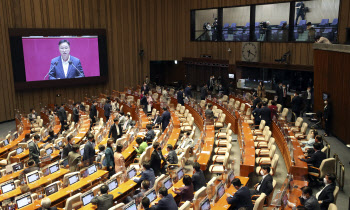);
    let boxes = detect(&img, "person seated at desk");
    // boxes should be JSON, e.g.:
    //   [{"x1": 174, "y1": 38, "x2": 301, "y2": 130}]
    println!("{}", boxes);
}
[
  {"x1": 29, "y1": 108, "x2": 38, "y2": 122},
  {"x1": 192, "y1": 162, "x2": 206, "y2": 191},
  {"x1": 145, "y1": 124, "x2": 155, "y2": 143},
  {"x1": 142, "y1": 197, "x2": 156, "y2": 210},
  {"x1": 118, "y1": 112, "x2": 126, "y2": 126},
  {"x1": 152, "y1": 186, "x2": 178, "y2": 210},
  {"x1": 165, "y1": 144, "x2": 178, "y2": 166},
  {"x1": 133, "y1": 161, "x2": 155, "y2": 187},
  {"x1": 303, "y1": 134, "x2": 323, "y2": 155},
  {"x1": 250, "y1": 165, "x2": 273, "y2": 200},
  {"x1": 21, "y1": 159, "x2": 40, "y2": 177},
  {"x1": 44, "y1": 130, "x2": 57, "y2": 144},
  {"x1": 134, "y1": 137, "x2": 148, "y2": 157},
  {"x1": 125, "y1": 180, "x2": 151, "y2": 204},
  {"x1": 122, "y1": 114, "x2": 132, "y2": 132},
  {"x1": 91, "y1": 184, "x2": 114, "y2": 210},
  {"x1": 151, "y1": 111, "x2": 161, "y2": 127},
  {"x1": 176, "y1": 132, "x2": 193, "y2": 155},
  {"x1": 205, "y1": 103, "x2": 215, "y2": 121},
  {"x1": 226, "y1": 178, "x2": 253, "y2": 210},
  {"x1": 38, "y1": 197, "x2": 57, "y2": 210},
  {"x1": 173, "y1": 175, "x2": 194, "y2": 203},
  {"x1": 288, "y1": 186, "x2": 320, "y2": 210},
  {"x1": 150, "y1": 142, "x2": 166, "y2": 176},
  {"x1": 22, "y1": 133, "x2": 31, "y2": 143},
  {"x1": 316, "y1": 173, "x2": 336, "y2": 210},
  {"x1": 67, "y1": 144, "x2": 81, "y2": 172},
  {"x1": 298, "y1": 143, "x2": 326, "y2": 185}
]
